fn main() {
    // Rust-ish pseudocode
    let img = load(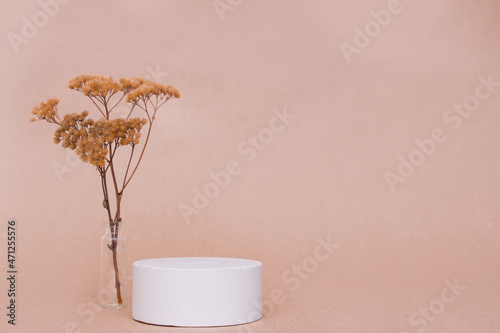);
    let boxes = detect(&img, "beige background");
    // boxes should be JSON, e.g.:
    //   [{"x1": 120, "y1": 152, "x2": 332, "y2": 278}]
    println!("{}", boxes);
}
[{"x1": 1, "y1": 0, "x2": 500, "y2": 332}]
